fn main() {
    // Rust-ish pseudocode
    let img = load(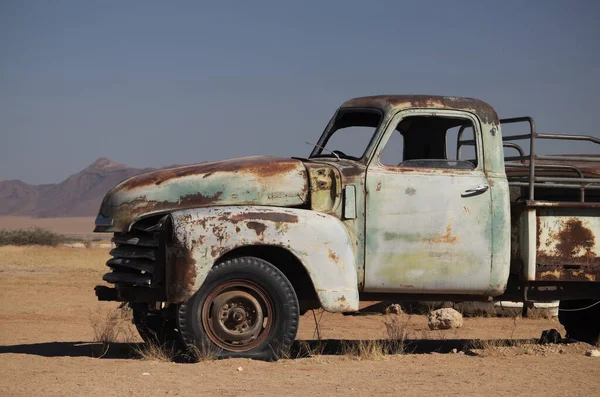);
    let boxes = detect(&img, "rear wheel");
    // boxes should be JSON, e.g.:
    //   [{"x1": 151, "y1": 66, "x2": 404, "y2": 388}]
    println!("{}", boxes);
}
[
  {"x1": 558, "y1": 299, "x2": 600, "y2": 345},
  {"x1": 177, "y1": 256, "x2": 299, "y2": 361}
]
